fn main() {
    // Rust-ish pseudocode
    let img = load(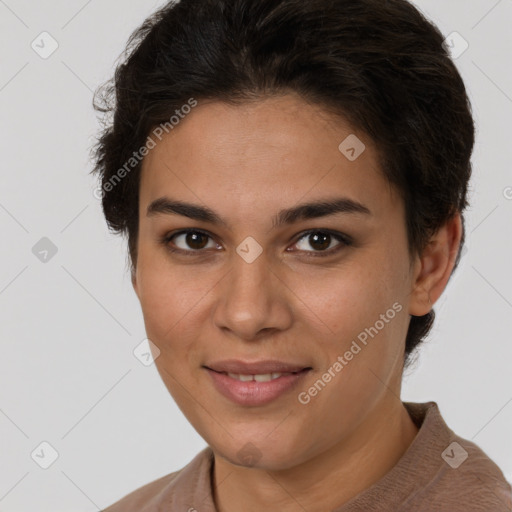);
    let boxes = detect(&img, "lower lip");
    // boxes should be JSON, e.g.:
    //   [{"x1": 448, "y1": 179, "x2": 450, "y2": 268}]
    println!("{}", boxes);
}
[{"x1": 205, "y1": 368, "x2": 311, "y2": 406}]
